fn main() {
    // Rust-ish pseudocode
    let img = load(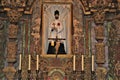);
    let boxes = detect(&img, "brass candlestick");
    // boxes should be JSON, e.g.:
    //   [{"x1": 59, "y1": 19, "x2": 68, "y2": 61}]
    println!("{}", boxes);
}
[
  {"x1": 27, "y1": 70, "x2": 31, "y2": 80},
  {"x1": 18, "y1": 70, "x2": 22, "y2": 80}
]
